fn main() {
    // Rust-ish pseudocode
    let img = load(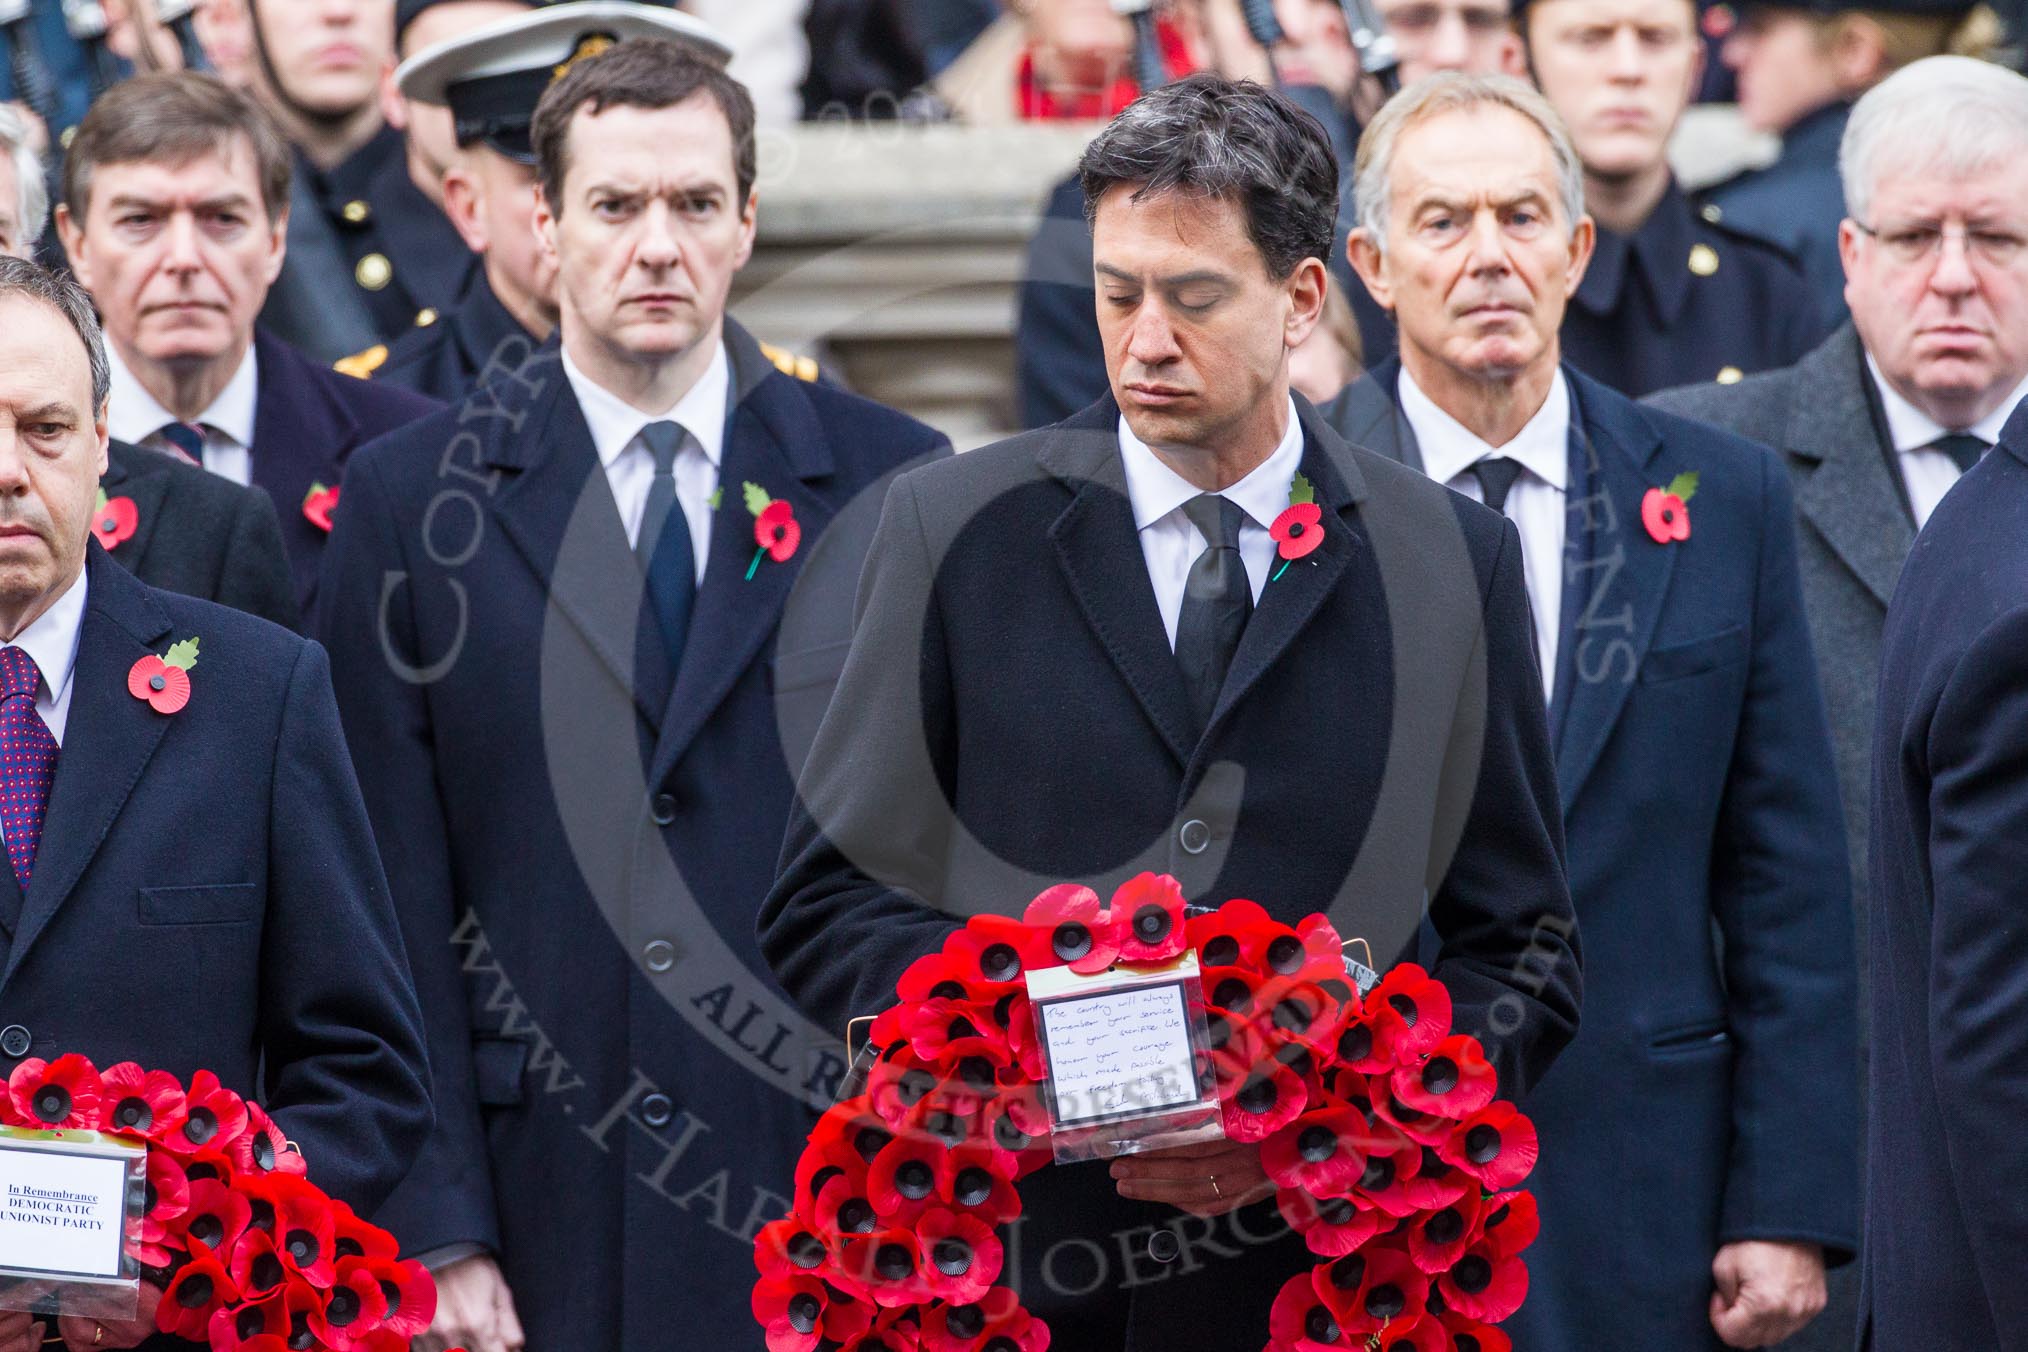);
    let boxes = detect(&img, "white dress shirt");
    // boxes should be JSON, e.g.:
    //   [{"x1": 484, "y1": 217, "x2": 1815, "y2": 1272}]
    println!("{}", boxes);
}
[
  {"x1": 1399, "y1": 365, "x2": 1571, "y2": 702},
  {"x1": 1117, "y1": 397, "x2": 1305, "y2": 650},
  {"x1": 0, "y1": 563, "x2": 88, "y2": 763},
  {"x1": 106, "y1": 343, "x2": 259, "y2": 487},
  {"x1": 1867, "y1": 356, "x2": 2028, "y2": 530},
  {"x1": 562, "y1": 344, "x2": 728, "y2": 584}
]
